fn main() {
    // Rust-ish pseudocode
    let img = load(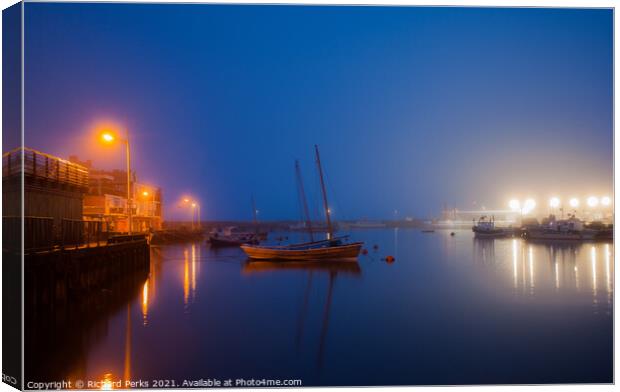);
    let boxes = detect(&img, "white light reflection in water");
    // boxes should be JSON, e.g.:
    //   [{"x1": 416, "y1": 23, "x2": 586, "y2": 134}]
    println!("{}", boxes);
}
[
  {"x1": 512, "y1": 239, "x2": 518, "y2": 289},
  {"x1": 575, "y1": 265, "x2": 579, "y2": 291},
  {"x1": 605, "y1": 244, "x2": 611, "y2": 299},
  {"x1": 554, "y1": 260, "x2": 559, "y2": 290},
  {"x1": 591, "y1": 246, "x2": 598, "y2": 312},
  {"x1": 591, "y1": 246, "x2": 597, "y2": 292},
  {"x1": 521, "y1": 242, "x2": 526, "y2": 294},
  {"x1": 192, "y1": 244, "x2": 197, "y2": 302},
  {"x1": 528, "y1": 245, "x2": 534, "y2": 293}
]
